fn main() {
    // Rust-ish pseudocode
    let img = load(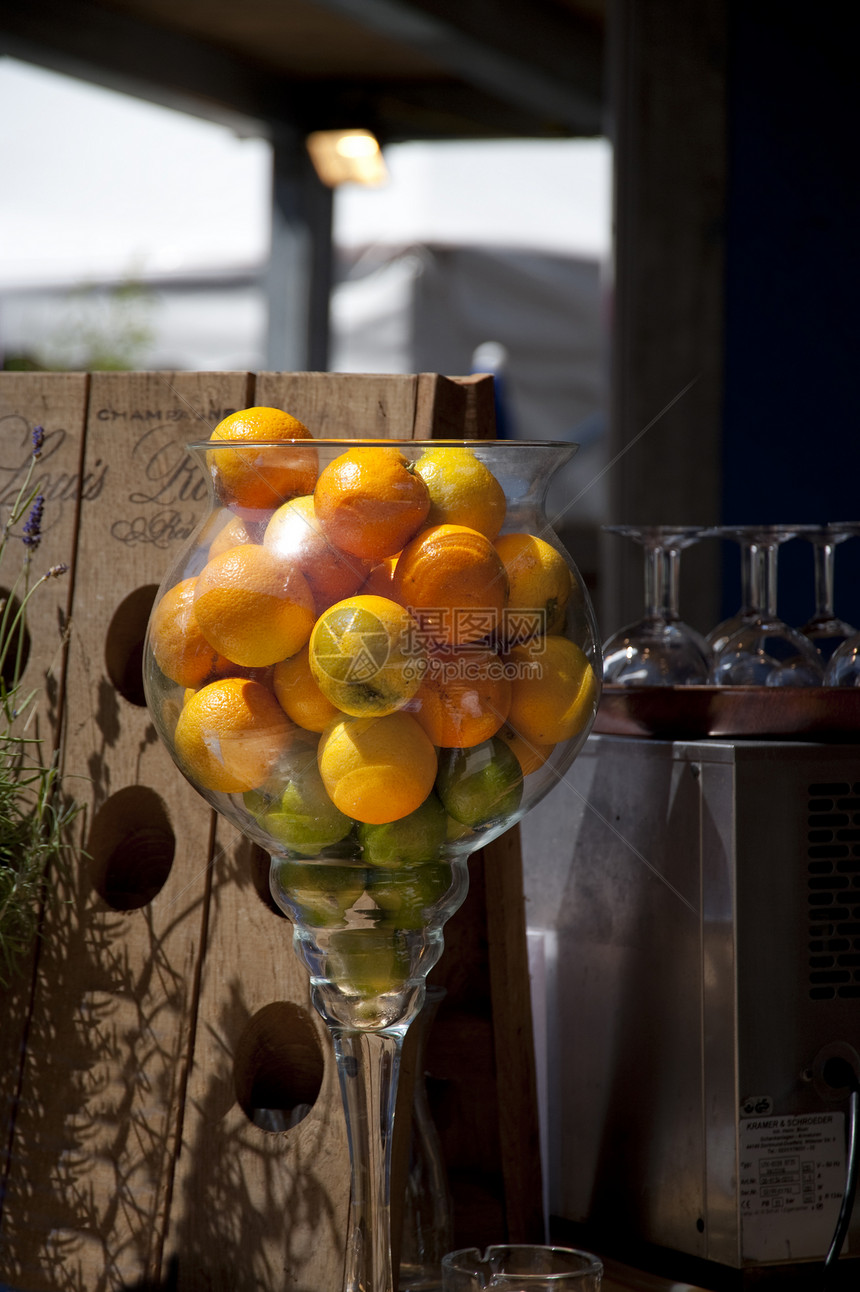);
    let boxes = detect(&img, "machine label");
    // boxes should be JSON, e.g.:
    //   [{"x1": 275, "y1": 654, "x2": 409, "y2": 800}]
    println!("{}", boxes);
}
[{"x1": 739, "y1": 1113, "x2": 846, "y2": 1261}]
